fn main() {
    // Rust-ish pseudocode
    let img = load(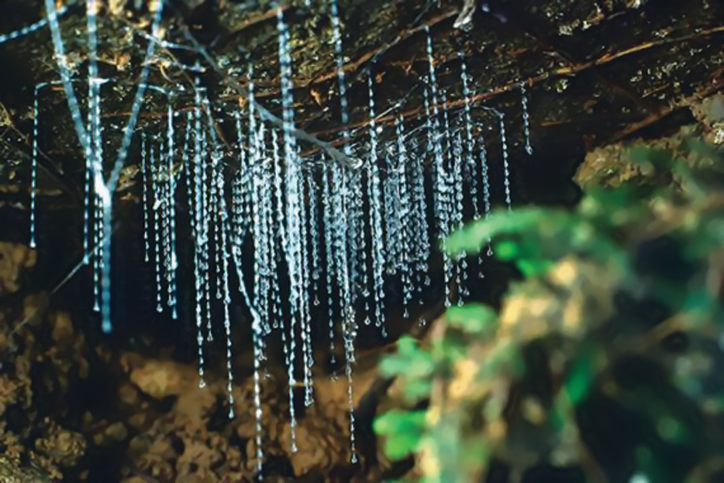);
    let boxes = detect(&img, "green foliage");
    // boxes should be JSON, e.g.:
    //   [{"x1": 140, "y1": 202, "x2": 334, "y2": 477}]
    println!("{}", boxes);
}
[
  {"x1": 375, "y1": 136, "x2": 724, "y2": 482},
  {"x1": 445, "y1": 304, "x2": 496, "y2": 335},
  {"x1": 562, "y1": 343, "x2": 597, "y2": 406},
  {"x1": 379, "y1": 336, "x2": 434, "y2": 404},
  {"x1": 374, "y1": 410, "x2": 427, "y2": 459}
]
